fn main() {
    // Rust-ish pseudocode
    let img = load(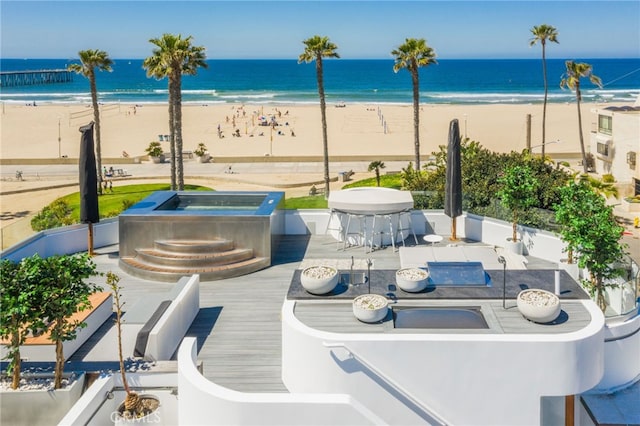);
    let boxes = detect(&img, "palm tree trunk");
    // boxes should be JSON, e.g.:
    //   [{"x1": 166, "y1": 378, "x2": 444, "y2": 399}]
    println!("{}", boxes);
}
[
  {"x1": 575, "y1": 85, "x2": 589, "y2": 174},
  {"x1": 316, "y1": 58, "x2": 330, "y2": 199},
  {"x1": 175, "y1": 72, "x2": 184, "y2": 191},
  {"x1": 89, "y1": 73, "x2": 103, "y2": 195},
  {"x1": 168, "y1": 77, "x2": 177, "y2": 190},
  {"x1": 411, "y1": 67, "x2": 421, "y2": 170},
  {"x1": 541, "y1": 44, "x2": 548, "y2": 159}
]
